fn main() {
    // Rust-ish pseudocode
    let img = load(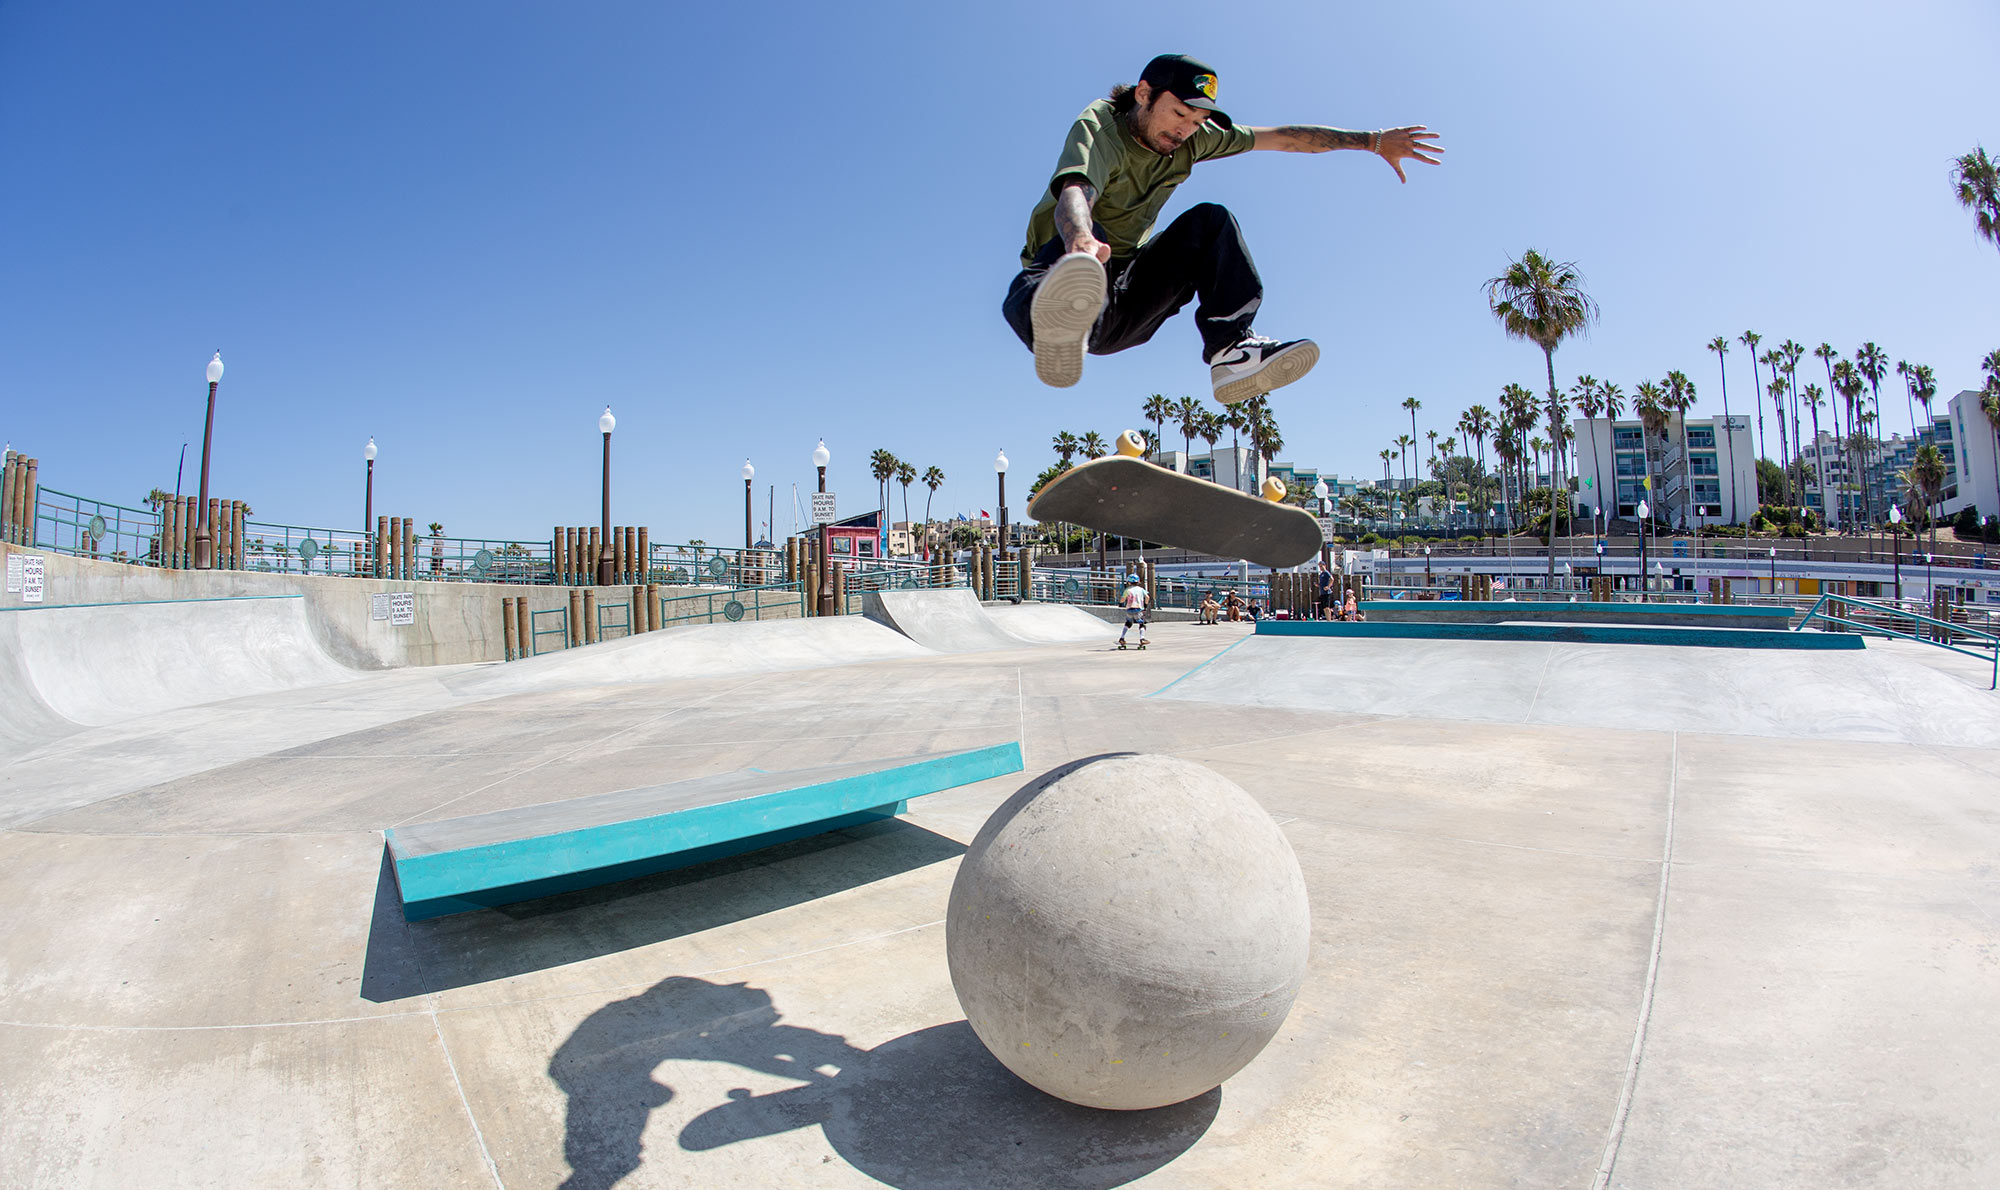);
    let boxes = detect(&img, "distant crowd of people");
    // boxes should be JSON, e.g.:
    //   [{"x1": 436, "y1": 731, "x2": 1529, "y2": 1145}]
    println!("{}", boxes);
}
[{"x1": 1194, "y1": 563, "x2": 1363, "y2": 624}]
